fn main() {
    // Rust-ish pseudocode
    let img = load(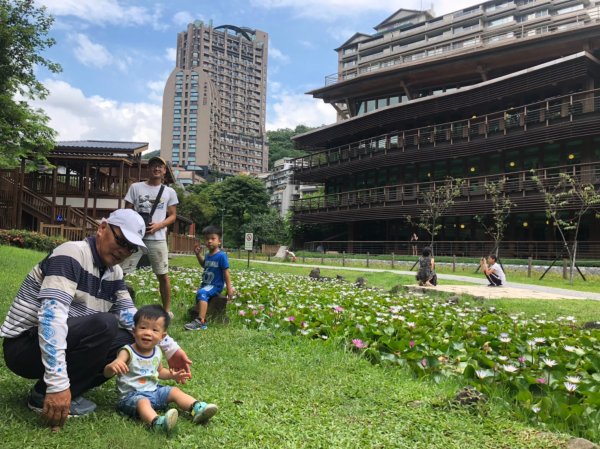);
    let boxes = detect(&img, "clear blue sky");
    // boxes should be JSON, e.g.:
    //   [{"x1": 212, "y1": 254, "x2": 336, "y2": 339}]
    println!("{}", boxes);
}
[{"x1": 32, "y1": 0, "x2": 481, "y2": 151}]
